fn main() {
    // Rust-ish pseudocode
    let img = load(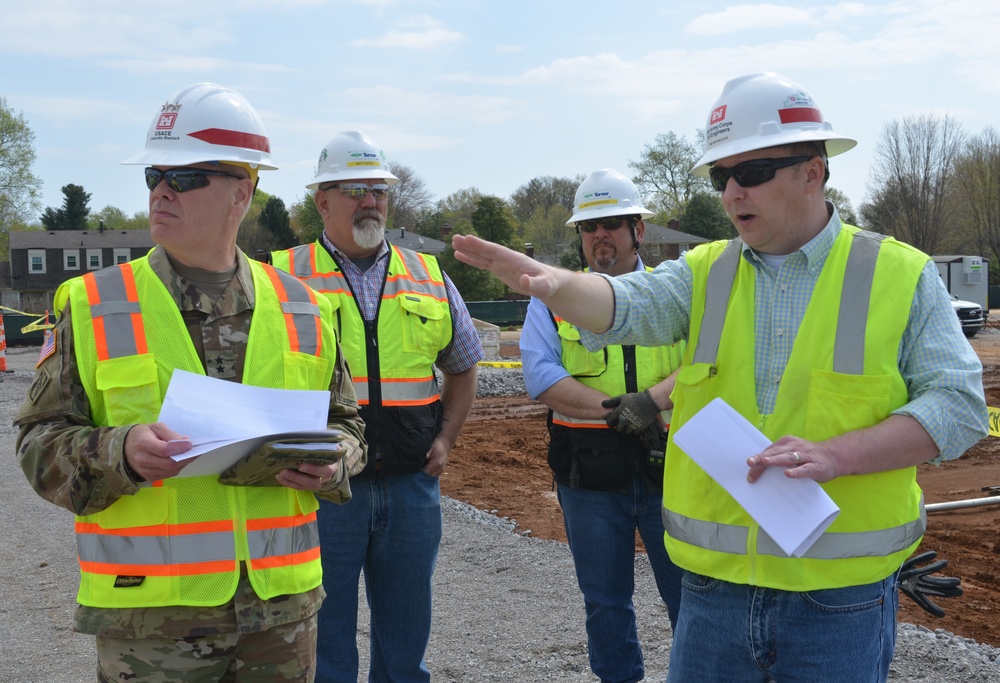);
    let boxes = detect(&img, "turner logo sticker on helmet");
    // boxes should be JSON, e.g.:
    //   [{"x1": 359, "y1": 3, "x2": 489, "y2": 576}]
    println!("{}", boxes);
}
[
  {"x1": 783, "y1": 92, "x2": 813, "y2": 107},
  {"x1": 710, "y1": 105, "x2": 727, "y2": 124}
]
